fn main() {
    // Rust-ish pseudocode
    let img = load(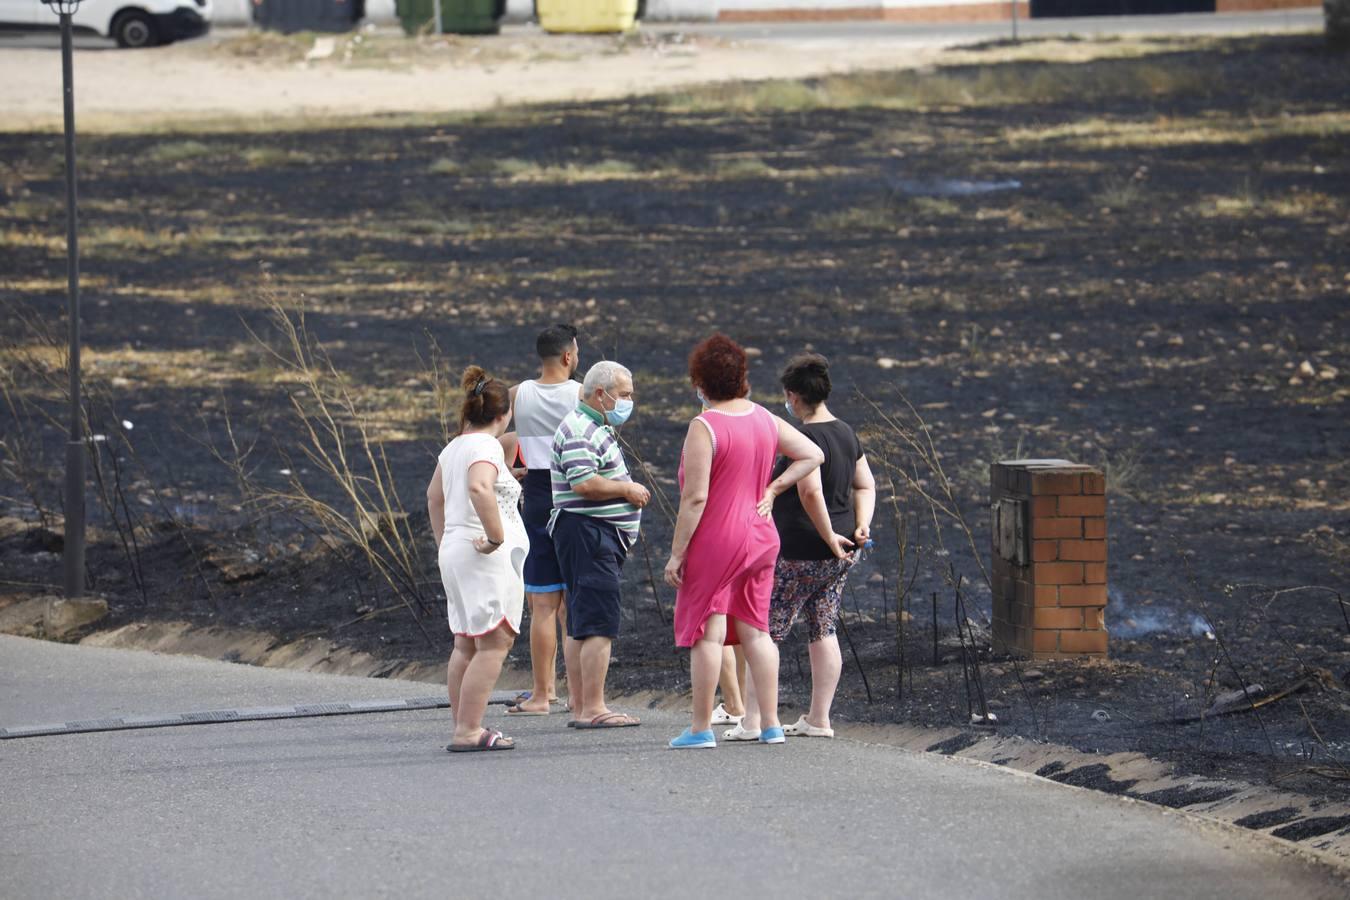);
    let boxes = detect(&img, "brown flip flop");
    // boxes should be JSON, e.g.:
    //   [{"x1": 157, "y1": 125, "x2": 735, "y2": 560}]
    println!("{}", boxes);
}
[
  {"x1": 505, "y1": 705, "x2": 549, "y2": 716},
  {"x1": 447, "y1": 729, "x2": 515, "y2": 752},
  {"x1": 572, "y1": 712, "x2": 641, "y2": 729}
]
